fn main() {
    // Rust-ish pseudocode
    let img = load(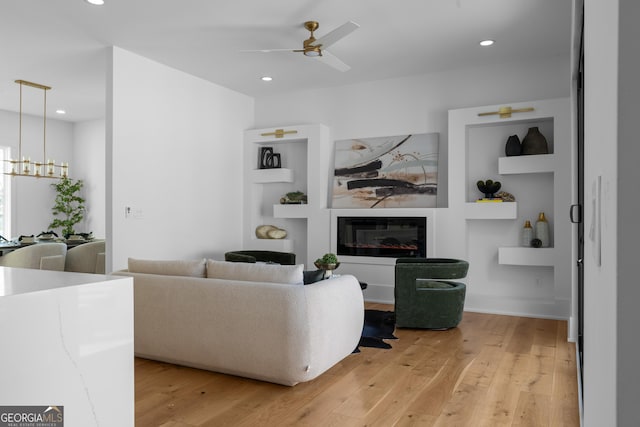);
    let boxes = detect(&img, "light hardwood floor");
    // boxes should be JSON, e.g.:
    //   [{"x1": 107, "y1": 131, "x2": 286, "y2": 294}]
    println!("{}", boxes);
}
[{"x1": 135, "y1": 303, "x2": 580, "y2": 426}]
